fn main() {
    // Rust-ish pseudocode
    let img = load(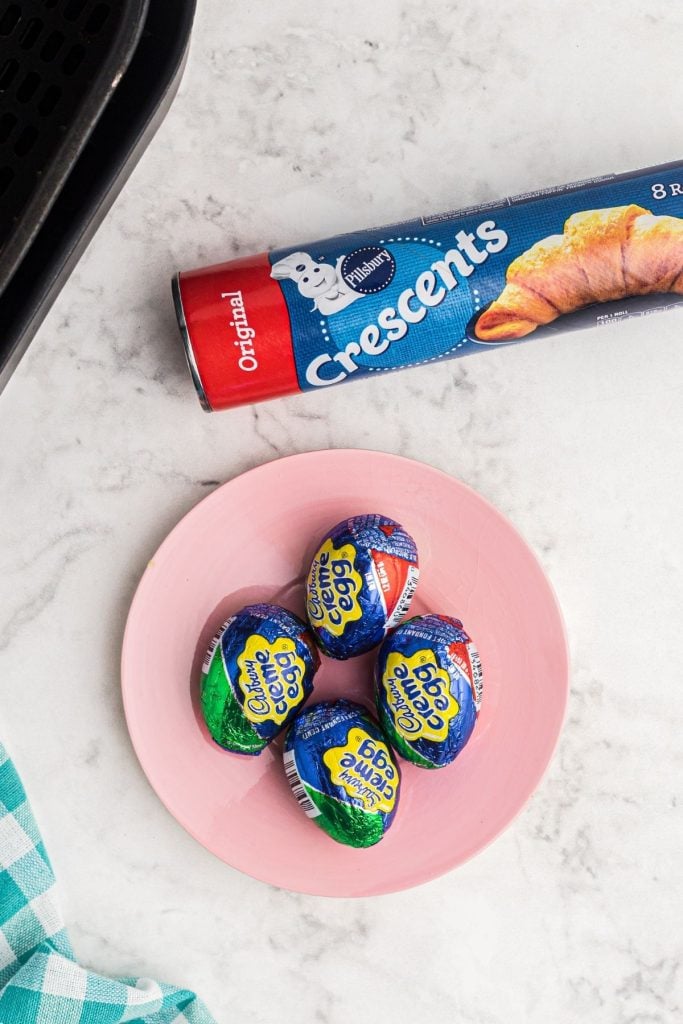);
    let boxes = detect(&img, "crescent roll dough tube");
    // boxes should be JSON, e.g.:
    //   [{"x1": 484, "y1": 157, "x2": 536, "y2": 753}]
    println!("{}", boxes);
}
[{"x1": 174, "y1": 160, "x2": 683, "y2": 411}]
